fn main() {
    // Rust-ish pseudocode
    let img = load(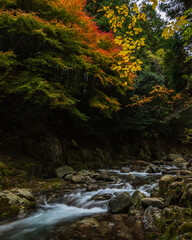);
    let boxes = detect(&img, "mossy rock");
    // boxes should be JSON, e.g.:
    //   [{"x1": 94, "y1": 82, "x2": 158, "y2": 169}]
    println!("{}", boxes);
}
[
  {"x1": 177, "y1": 222, "x2": 192, "y2": 235},
  {"x1": 0, "y1": 198, "x2": 20, "y2": 219},
  {"x1": 0, "y1": 189, "x2": 36, "y2": 220}
]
